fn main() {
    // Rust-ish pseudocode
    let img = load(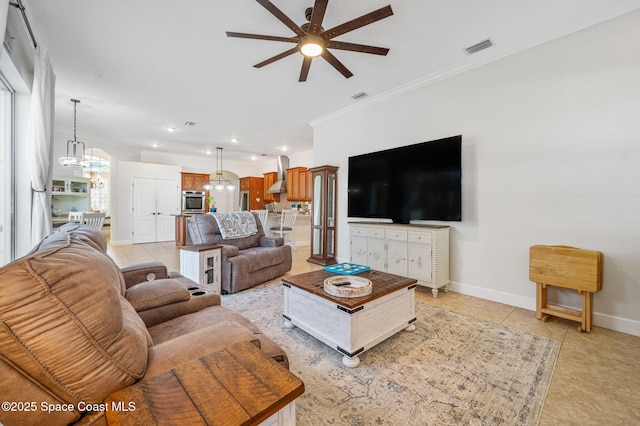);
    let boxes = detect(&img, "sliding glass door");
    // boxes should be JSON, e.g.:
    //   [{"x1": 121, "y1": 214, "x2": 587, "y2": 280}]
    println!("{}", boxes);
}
[{"x1": 0, "y1": 71, "x2": 15, "y2": 266}]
